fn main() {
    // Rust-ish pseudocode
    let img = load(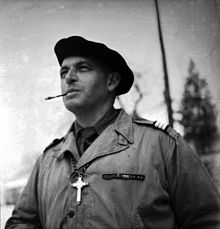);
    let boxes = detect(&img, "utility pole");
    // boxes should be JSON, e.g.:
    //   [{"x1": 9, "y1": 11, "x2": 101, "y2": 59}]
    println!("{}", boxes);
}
[{"x1": 154, "y1": 0, "x2": 174, "y2": 127}]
